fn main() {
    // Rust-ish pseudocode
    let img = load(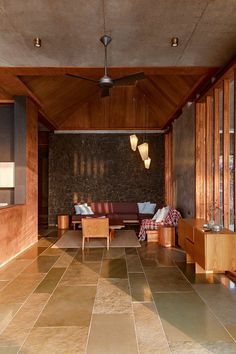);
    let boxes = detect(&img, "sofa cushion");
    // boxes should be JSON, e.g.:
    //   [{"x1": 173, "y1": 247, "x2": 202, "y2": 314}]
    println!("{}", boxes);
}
[
  {"x1": 90, "y1": 202, "x2": 111, "y2": 214},
  {"x1": 107, "y1": 213, "x2": 138, "y2": 221},
  {"x1": 111, "y1": 202, "x2": 138, "y2": 214}
]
